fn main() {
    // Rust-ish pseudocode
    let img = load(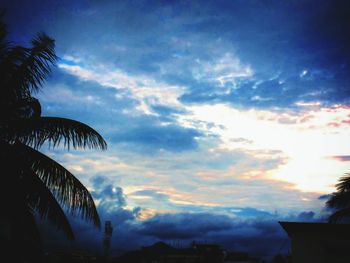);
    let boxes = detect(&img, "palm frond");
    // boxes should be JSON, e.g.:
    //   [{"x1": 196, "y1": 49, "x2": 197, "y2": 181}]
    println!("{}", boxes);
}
[
  {"x1": 0, "y1": 32, "x2": 56, "y2": 100},
  {"x1": 335, "y1": 173, "x2": 350, "y2": 193},
  {"x1": 326, "y1": 173, "x2": 350, "y2": 223},
  {"x1": 4, "y1": 117, "x2": 107, "y2": 150},
  {"x1": 13, "y1": 33, "x2": 56, "y2": 94},
  {"x1": 14, "y1": 142, "x2": 100, "y2": 228},
  {"x1": 23, "y1": 167, "x2": 75, "y2": 239},
  {"x1": 326, "y1": 191, "x2": 350, "y2": 209}
]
